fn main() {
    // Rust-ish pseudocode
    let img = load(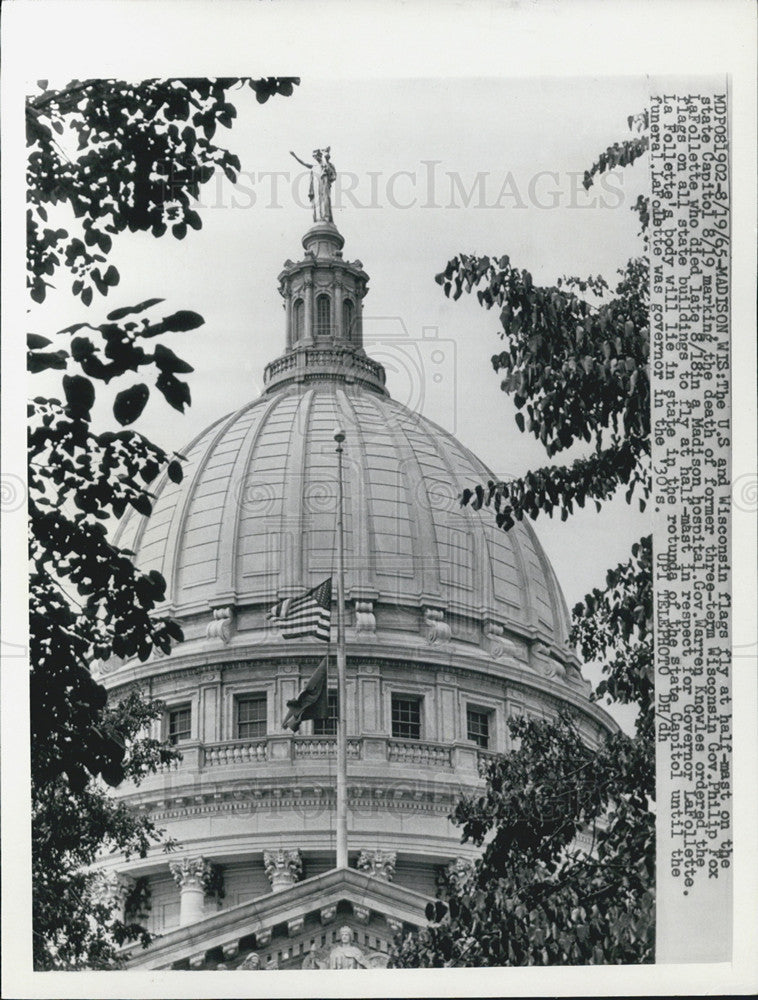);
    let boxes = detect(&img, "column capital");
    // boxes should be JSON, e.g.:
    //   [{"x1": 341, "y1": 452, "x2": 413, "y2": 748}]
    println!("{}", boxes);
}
[
  {"x1": 169, "y1": 856, "x2": 211, "y2": 890},
  {"x1": 263, "y1": 848, "x2": 303, "y2": 892},
  {"x1": 445, "y1": 856, "x2": 475, "y2": 890},
  {"x1": 90, "y1": 870, "x2": 134, "y2": 910},
  {"x1": 356, "y1": 848, "x2": 396, "y2": 882}
]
